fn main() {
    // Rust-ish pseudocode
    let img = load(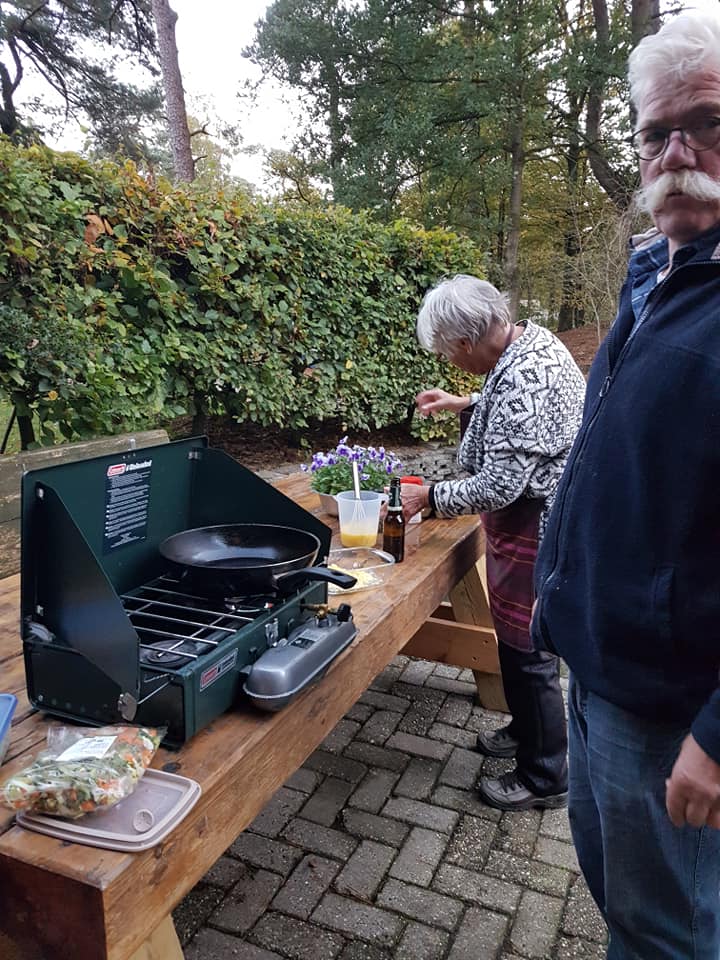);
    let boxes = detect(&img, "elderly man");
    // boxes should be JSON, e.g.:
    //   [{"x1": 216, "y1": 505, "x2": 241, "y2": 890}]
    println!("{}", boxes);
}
[{"x1": 533, "y1": 11, "x2": 720, "y2": 958}]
